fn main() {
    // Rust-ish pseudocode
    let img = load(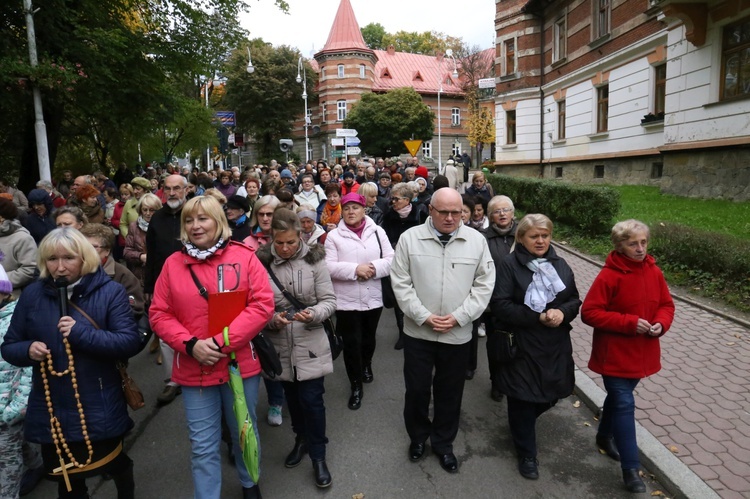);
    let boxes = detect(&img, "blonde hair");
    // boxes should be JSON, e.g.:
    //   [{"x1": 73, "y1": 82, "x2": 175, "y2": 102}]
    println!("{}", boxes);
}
[
  {"x1": 38, "y1": 228, "x2": 101, "y2": 279},
  {"x1": 488, "y1": 195, "x2": 515, "y2": 214},
  {"x1": 203, "y1": 188, "x2": 227, "y2": 205},
  {"x1": 515, "y1": 214, "x2": 553, "y2": 241},
  {"x1": 136, "y1": 193, "x2": 162, "y2": 214},
  {"x1": 179, "y1": 196, "x2": 232, "y2": 243},
  {"x1": 357, "y1": 182, "x2": 377, "y2": 198},
  {"x1": 611, "y1": 219, "x2": 650, "y2": 249},
  {"x1": 250, "y1": 195, "x2": 281, "y2": 227}
]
